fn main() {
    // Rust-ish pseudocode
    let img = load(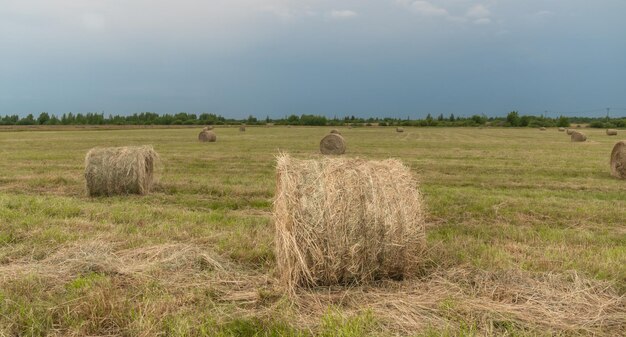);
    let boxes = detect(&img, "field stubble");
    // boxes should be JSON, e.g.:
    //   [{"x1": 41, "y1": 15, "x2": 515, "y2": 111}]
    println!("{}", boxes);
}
[{"x1": 0, "y1": 126, "x2": 624, "y2": 336}]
